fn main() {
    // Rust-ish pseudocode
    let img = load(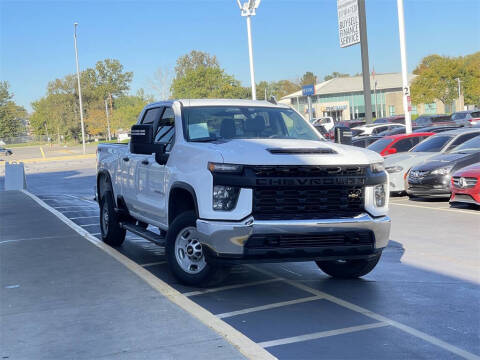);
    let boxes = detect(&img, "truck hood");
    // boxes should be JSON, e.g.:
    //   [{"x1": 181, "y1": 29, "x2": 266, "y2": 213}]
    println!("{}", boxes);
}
[{"x1": 202, "y1": 138, "x2": 382, "y2": 166}]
